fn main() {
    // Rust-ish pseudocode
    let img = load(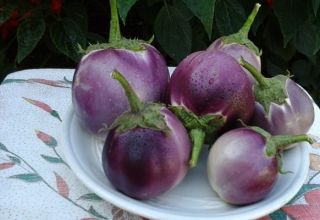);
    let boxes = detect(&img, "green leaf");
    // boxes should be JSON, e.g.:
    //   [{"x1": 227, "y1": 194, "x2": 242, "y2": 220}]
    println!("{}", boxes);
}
[
  {"x1": 41, "y1": 155, "x2": 63, "y2": 164},
  {"x1": 50, "y1": 18, "x2": 86, "y2": 62},
  {"x1": 8, "y1": 155, "x2": 21, "y2": 165},
  {"x1": 312, "y1": 0, "x2": 320, "y2": 16},
  {"x1": 0, "y1": 142, "x2": 8, "y2": 151},
  {"x1": 17, "y1": 17, "x2": 46, "y2": 63},
  {"x1": 174, "y1": 1, "x2": 194, "y2": 21},
  {"x1": 0, "y1": 6, "x2": 14, "y2": 25},
  {"x1": 50, "y1": 110, "x2": 62, "y2": 122},
  {"x1": 78, "y1": 193, "x2": 103, "y2": 201},
  {"x1": 154, "y1": 5, "x2": 192, "y2": 63},
  {"x1": 215, "y1": 0, "x2": 246, "y2": 35},
  {"x1": 269, "y1": 209, "x2": 288, "y2": 220},
  {"x1": 289, "y1": 184, "x2": 320, "y2": 203},
  {"x1": 291, "y1": 59, "x2": 314, "y2": 87},
  {"x1": 65, "y1": 1, "x2": 88, "y2": 32},
  {"x1": 147, "y1": 0, "x2": 162, "y2": 6},
  {"x1": 9, "y1": 173, "x2": 42, "y2": 182},
  {"x1": 294, "y1": 23, "x2": 320, "y2": 58},
  {"x1": 263, "y1": 15, "x2": 296, "y2": 62},
  {"x1": 117, "y1": 0, "x2": 137, "y2": 24},
  {"x1": 89, "y1": 206, "x2": 105, "y2": 218},
  {"x1": 182, "y1": 0, "x2": 216, "y2": 39},
  {"x1": 273, "y1": 0, "x2": 308, "y2": 46},
  {"x1": 2, "y1": 79, "x2": 28, "y2": 84}
]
